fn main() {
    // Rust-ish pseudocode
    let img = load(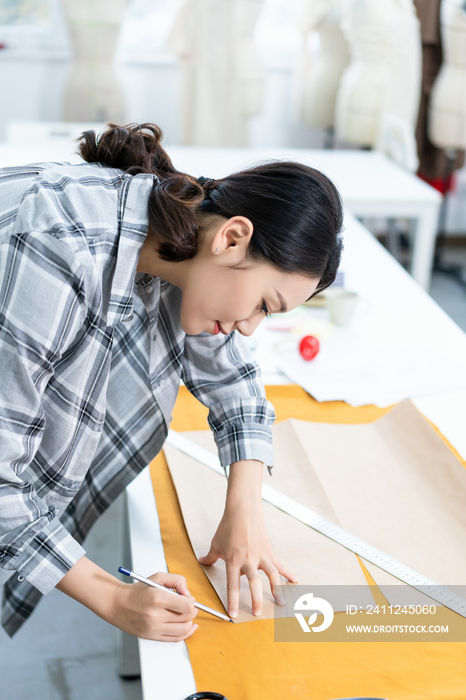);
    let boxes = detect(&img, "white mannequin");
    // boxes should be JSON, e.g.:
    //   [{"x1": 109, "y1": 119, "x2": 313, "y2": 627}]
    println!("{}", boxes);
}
[
  {"x1": 300, "y1": 0, "x2": 350, "y2": 130},
  {"x1": 335, "y1": 0, "x2": 421, "y2": 165},
  {"x1": 428, "y1": 0, "x2": 466, "y2": 149},
  {"x1": 168, "y1": 0, "x2": 264, "y2": 147},
  {"x1": 62, "y1": 0, "x2": 127, "y2": 123}
]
